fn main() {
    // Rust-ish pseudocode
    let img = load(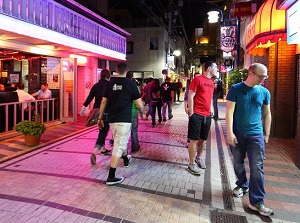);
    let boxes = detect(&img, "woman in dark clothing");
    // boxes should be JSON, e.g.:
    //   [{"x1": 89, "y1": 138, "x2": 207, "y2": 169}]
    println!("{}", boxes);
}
[{"x1": 150, "y1": 78, "x2": 162, "y2": 127}]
